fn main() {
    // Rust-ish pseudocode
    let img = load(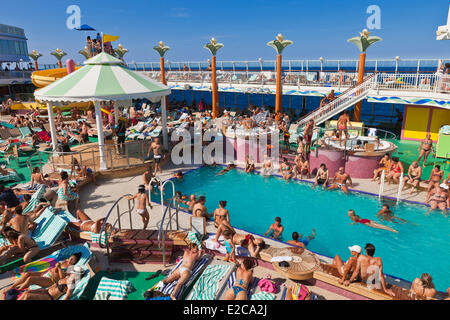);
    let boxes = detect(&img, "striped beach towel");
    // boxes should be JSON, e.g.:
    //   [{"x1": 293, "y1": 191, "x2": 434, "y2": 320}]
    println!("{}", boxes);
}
[
  {"x1": 31, "y1": 208, "x2": 68, "y2": 249},
  {"x1": 23, "y1": 185, "x2": 46, "y2": 214},
  {"x1": 156, "y1": 255, "x2": 211, "y2": 299},
  {"x1": 186, "y1": 231, "x2": 202, "y2": 249},
  {"x1": 250, "y1": 292, "x2": 275, "y2": 300},
  {"x1": 188, "y1": 264, "x2": 231, "y2": 300},
  {"x1": 94, "y1": 277, "x2": 134, "y2": 300}
]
